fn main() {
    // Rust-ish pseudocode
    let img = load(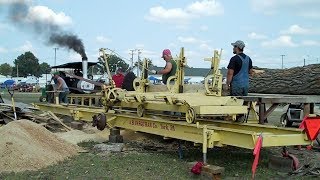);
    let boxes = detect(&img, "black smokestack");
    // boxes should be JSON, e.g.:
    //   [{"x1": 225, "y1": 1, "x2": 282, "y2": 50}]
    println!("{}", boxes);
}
[{"x1": 3, "y1": 1, "x2": 87, "y2": 59}]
